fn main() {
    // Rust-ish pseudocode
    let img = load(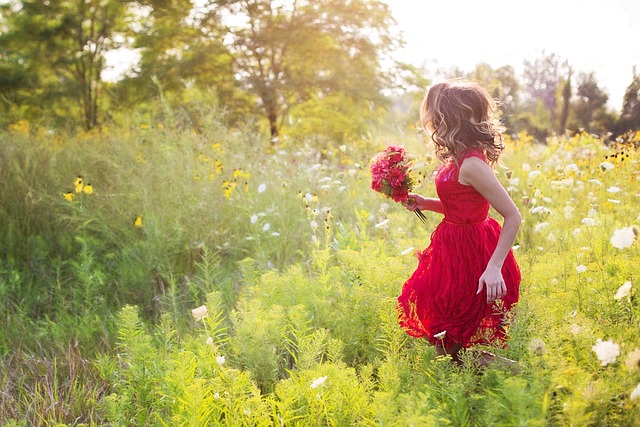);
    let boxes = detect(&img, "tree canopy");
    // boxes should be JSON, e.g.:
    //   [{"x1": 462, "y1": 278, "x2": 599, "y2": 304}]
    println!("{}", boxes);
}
[{"x1": 0, "y1": 1, "x2": 638, "y2": 140}]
